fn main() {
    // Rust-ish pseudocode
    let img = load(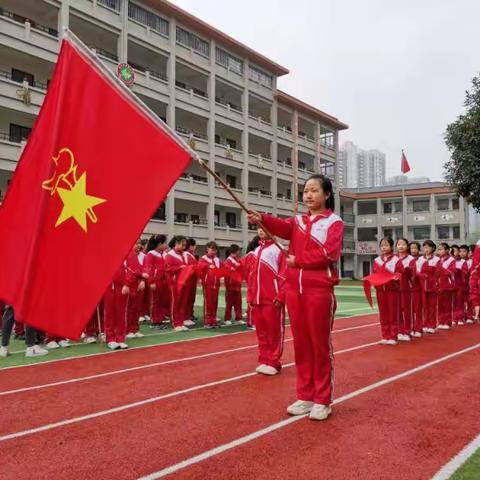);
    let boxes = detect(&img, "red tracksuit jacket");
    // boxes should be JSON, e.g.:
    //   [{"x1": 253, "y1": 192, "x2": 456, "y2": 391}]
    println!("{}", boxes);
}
[
  {"x1": 397, "y1": 254, "x2": 415, "y2": 292},
  {"x1": 247, "y1": 240, "x2": 286, "y2": 306},
  {"x1": 110, "y1": 260, "x2": 136, "y2": 289},
  {"x1": 224, "y1": 255, "x2": 243, "y2": 291},
  {"x1": 164, "y1": 249, "x2": 187, "y2": 287},
  {"x1": 454, "y1": 258, "x2": 469, "y2": 290},
  {"x1": 144, "y1": 250, "x2": 166, "y2": 285},
  {"x1": 261, "y1": 210, "x2": 344, "y2": 293},
  {"x1": 469, "y1": 264, "x2": 480, "y2": 306},
  {"x1": 198, "y1": 255, "x2": 222, "y2": 288},
  {"x1": 437, "y1": 256, "x2": 456, "y2": 291},
  {"x1": 416, "y1": 255, "x2": 440, "y2": 292},
  {"x1": 372, "y1": 254, "x2": 403, "y2": 288}
]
